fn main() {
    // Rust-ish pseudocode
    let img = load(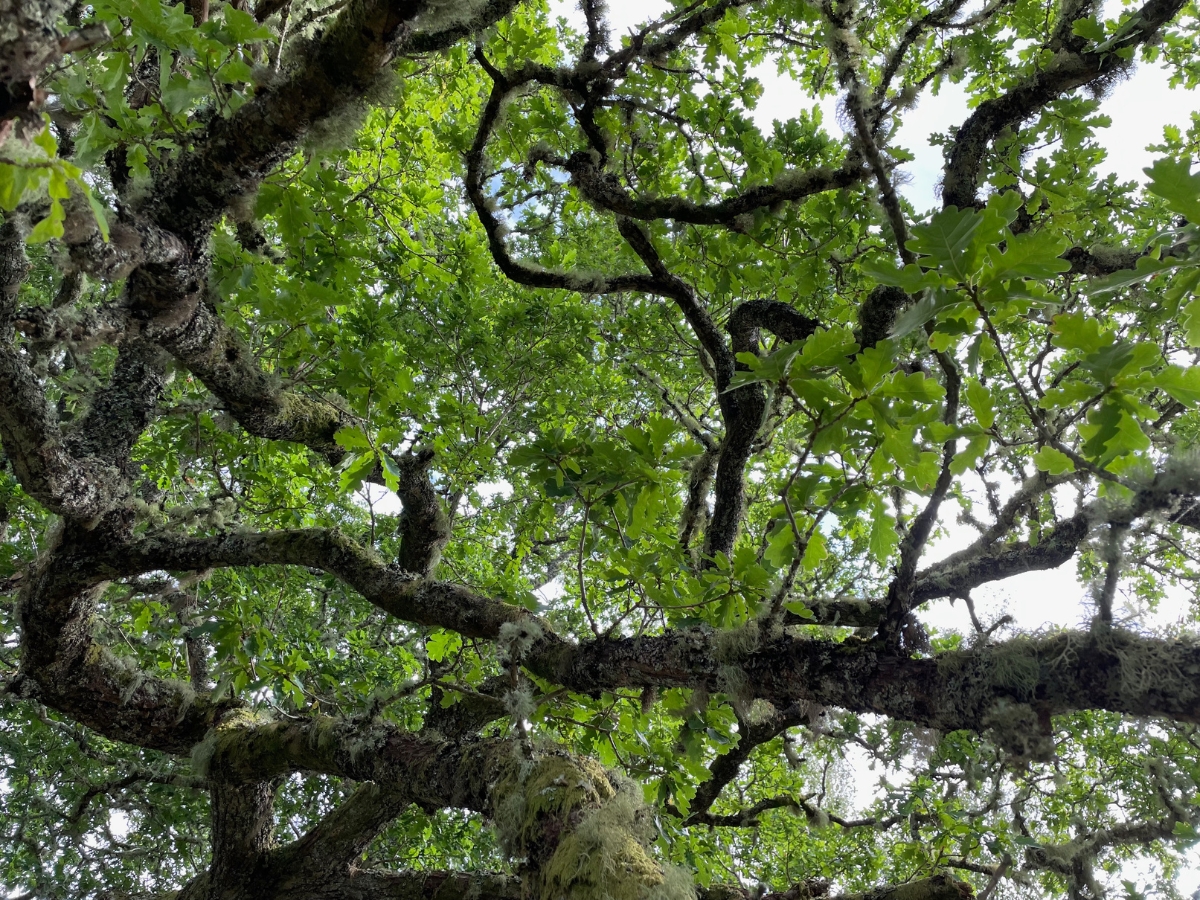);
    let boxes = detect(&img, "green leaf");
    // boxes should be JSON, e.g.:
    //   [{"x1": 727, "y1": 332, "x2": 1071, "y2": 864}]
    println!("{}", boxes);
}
[
  {"x1": 27, "y1": 201, "x2": 65, "y2": 243},
  {"x1": 1033, "y1": 446, "x2": 1075, "y2": 475},
  {"x1": 381, "y1": 454, "x2": 402, "y2": 493},
  {"x1": 32, "y1": 122, "x2": 57, "y2": 156},
  {"x1": 909, "y1": 206, "x2": 983, "y2": 282},
  {"x1": 220, "y1": 4, "x2": 273, "y2": 40},
  {"x1": 1087, "y1": 254, "x2": 1181, "y2": 296},
  {"x1": 85, "y1": 190, "x2": 110, "y2": 242},
  {"x1": 964, "y1": 379, "x2": 995, "y2": 429},
  {"x1": 800, "y1": 529, "x2": 827, "y2": 572},
  {"x1": 868, "y1": 494, "x2": 898, "y2": 565},
  {"x1": 338, "y1": 451, "x2": 376, "y2": 493},
  {"x1": 1050, "y1": 311, "x2": 1111, "y2": 354},
  {"x1": 0, "y1": 164, "x2": 30, "y2": 211},
  {"x1": 1182, "y1": 297, "x2": 1200, "y2": 346},
  {"x1": 879, "y1": 371, "x2": 946, "y2": 403},
  {"x1": 1153, "y1": 365, "x2": 1200, "y2": 406},
  {"x1": 985, "y1": 233, "x2": 1071, "y2": 280},
  {"x1": 1072, "y1": 16, "x2": 1106, "y2": 41},
  {"x1": 628, "y1": 484, "x2": 660, "y2": 540},
  {"x1": 426, "y1": 629, "x2": 461, "y2": 663},
  {"x1": 1144, "y1": 158, "x2": 1200, "y2": 223},
  {"x1": 47, "y1": 167, "x2": 70, "y2": 200},
  {"x1": 860, "y1": 258, "x2": 942, "y2": 291},
  {"x1": 983, "y1": 189, "x2": 1024, "y2": 226},
  {"x1": 763, "y1": 523, "x2": 796, "y2": 569},
  {"x1": 889, "y1": 289, "x2": 962, "y2": 339},
  {"x1": 334, "y1": 427, "x2": 372, "y2": 450},
  {"x1": 850, "y1": 342, "x2": 896, "y2": 392},
  {"x1": 797, "y1": 326, "x2": 858, "y2": 369},
  {"x1": 950, "y1": 433, "x2": 990, "y2": 475},
  {"x1": 1080, "y1": 400, "x2": 1150, "y2": 460}
]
